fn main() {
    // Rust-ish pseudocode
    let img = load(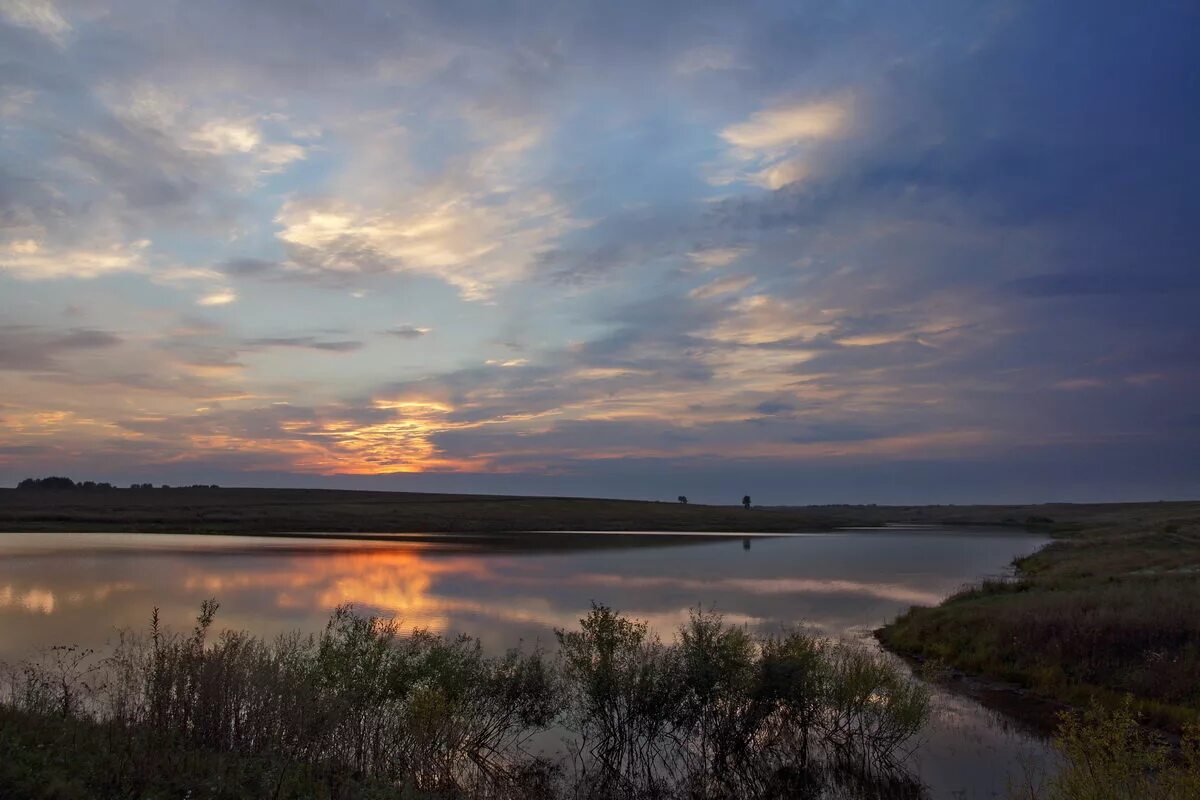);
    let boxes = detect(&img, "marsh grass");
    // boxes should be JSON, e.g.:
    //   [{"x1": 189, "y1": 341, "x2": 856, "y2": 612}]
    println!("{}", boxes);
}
[
  {"x1": 1009, "y1": 701, "x2": 1200, "y2": 800},
  {"x1": 2, "y1": 601, "x2": 929, "y2": 799},
  {"x1": 879, "y1": 513, "x2": 1200, "y2": 732}
]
